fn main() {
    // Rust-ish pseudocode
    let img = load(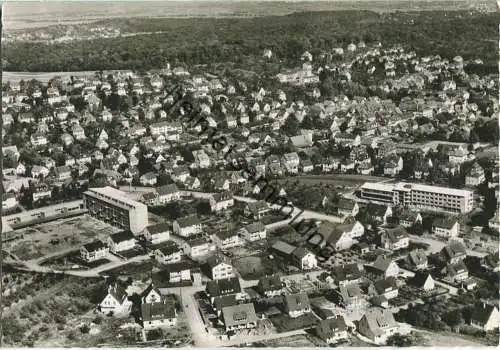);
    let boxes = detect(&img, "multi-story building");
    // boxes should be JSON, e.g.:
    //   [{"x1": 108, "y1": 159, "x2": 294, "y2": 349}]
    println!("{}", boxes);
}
[
  {"x1": 83, "y1": 186, "x2": 148, "y2": 234},
  {"x1": 360, "y1": 182, "x2": 474, "y2": 214}
]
